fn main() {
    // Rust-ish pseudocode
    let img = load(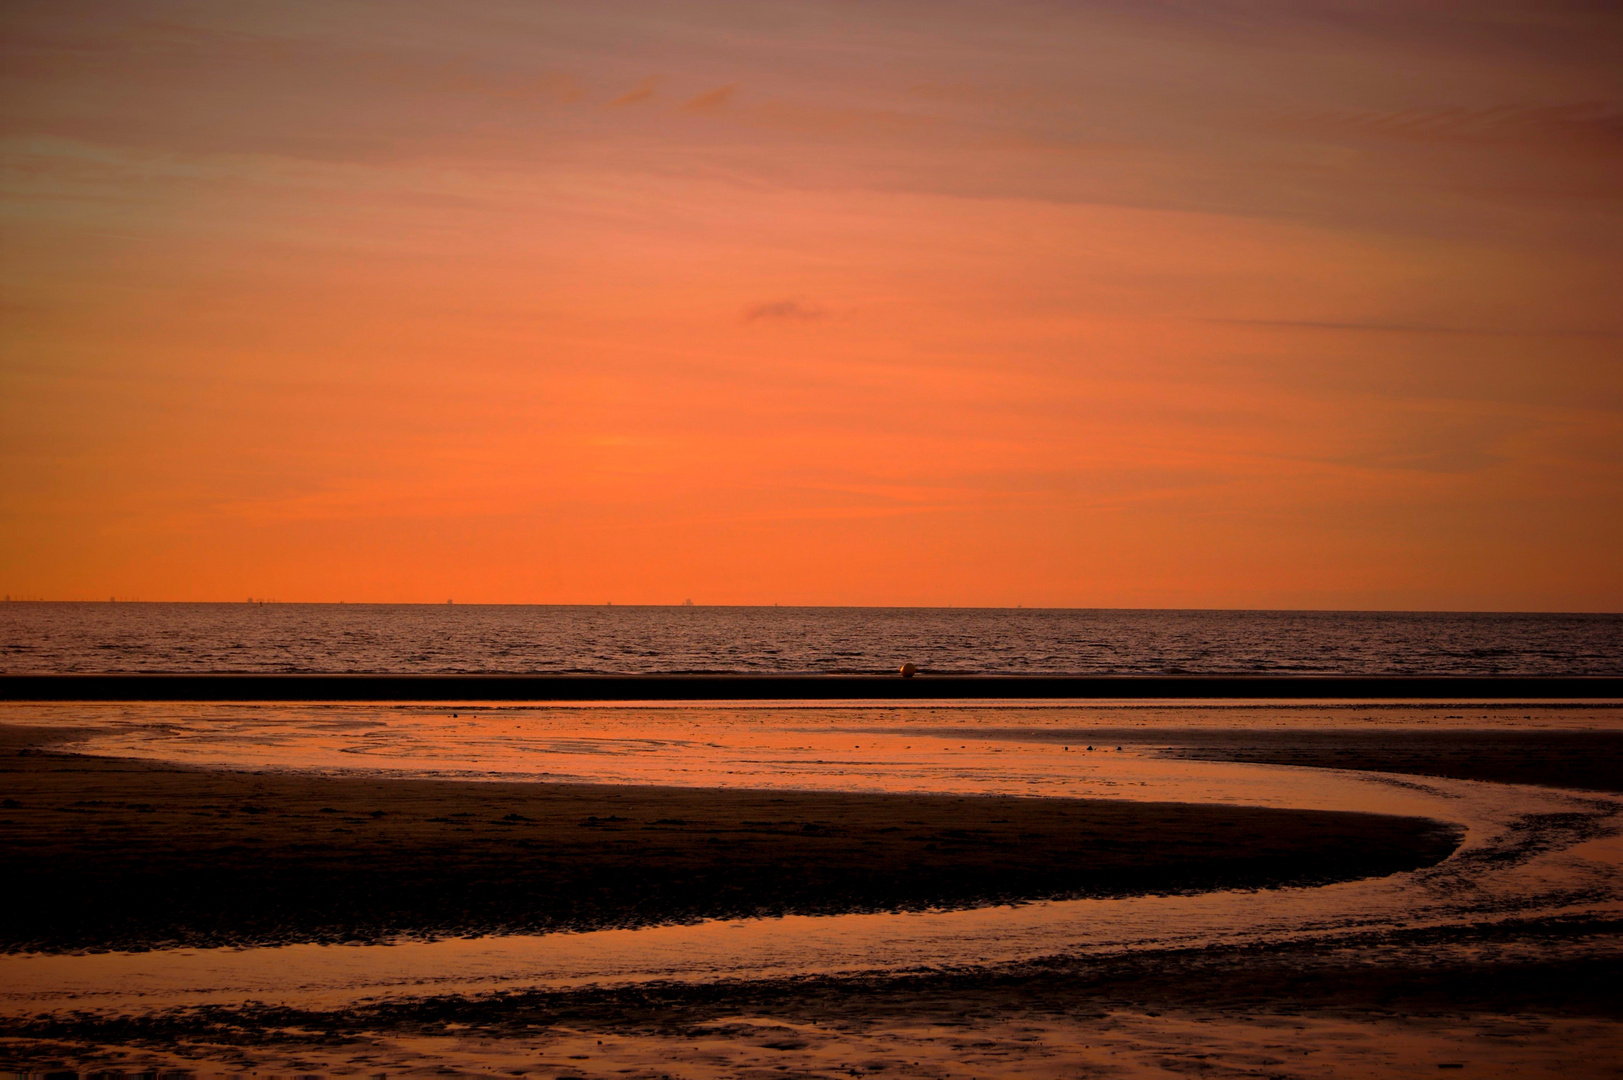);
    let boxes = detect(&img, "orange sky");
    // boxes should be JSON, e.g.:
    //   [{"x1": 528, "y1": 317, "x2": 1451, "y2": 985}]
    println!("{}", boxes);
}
[{"x1": 2, "y1": 1, "x2": 1620, "y2": 608}]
